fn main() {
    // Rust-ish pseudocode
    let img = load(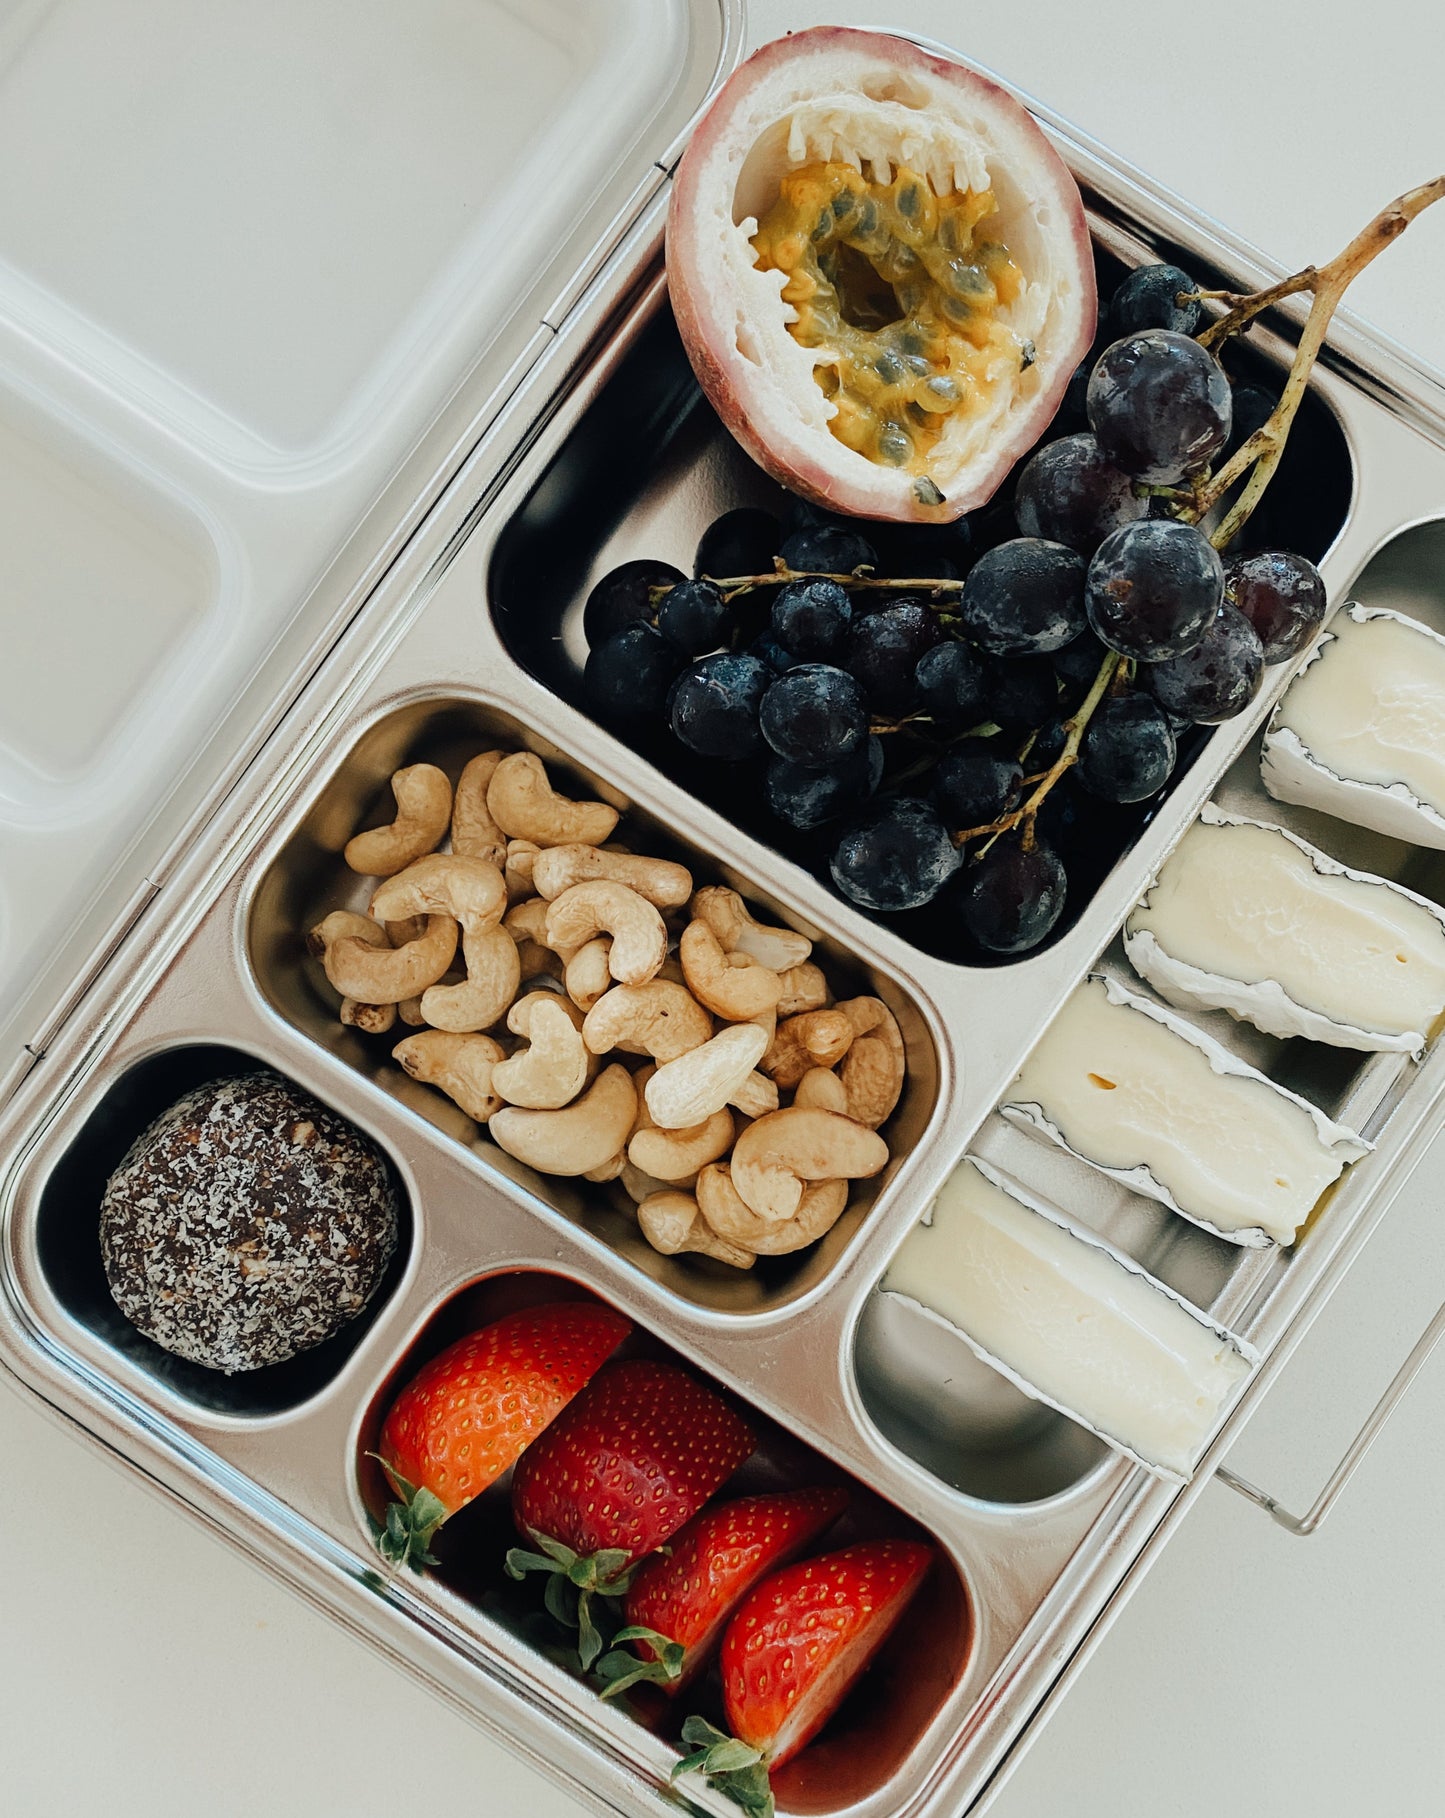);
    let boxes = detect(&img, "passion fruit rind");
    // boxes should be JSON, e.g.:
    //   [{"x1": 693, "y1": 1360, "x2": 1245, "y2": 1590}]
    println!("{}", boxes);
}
[{"x1": 668, "y1": 28, "x2": 1097, "y2": 525}]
